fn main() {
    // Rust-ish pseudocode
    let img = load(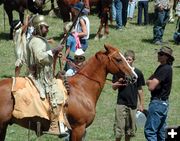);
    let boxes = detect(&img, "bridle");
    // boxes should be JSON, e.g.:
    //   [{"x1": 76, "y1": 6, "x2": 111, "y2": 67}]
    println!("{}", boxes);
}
[
  {"x1": 107, "y1": 50, "x2": 126, "y2": 78},
  {"x1": 76, "y1": 50, "x2": 126, "y2": 89}
]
